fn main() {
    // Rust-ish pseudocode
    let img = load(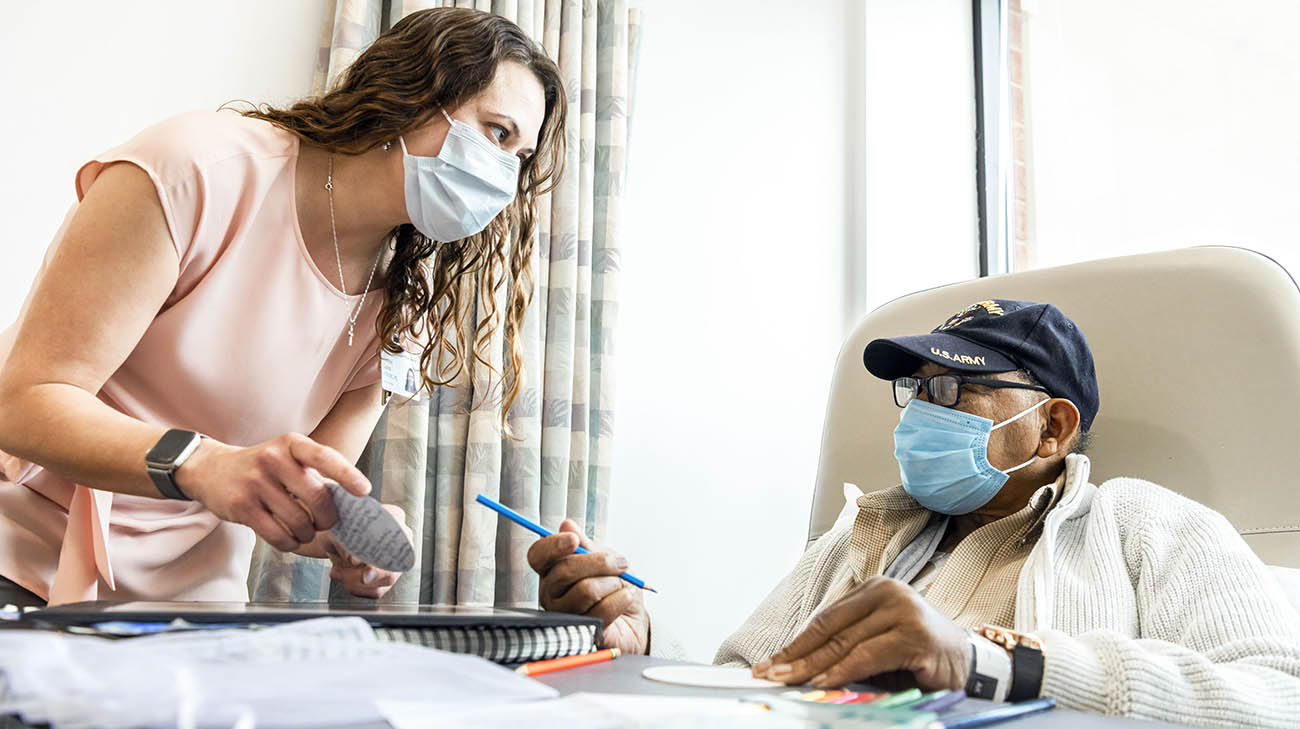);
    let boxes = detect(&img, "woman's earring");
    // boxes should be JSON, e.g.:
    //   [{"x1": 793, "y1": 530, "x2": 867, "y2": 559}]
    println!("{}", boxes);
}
[{"x1": 383, "y1": 140, "x2": 393, "y2": 151}]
